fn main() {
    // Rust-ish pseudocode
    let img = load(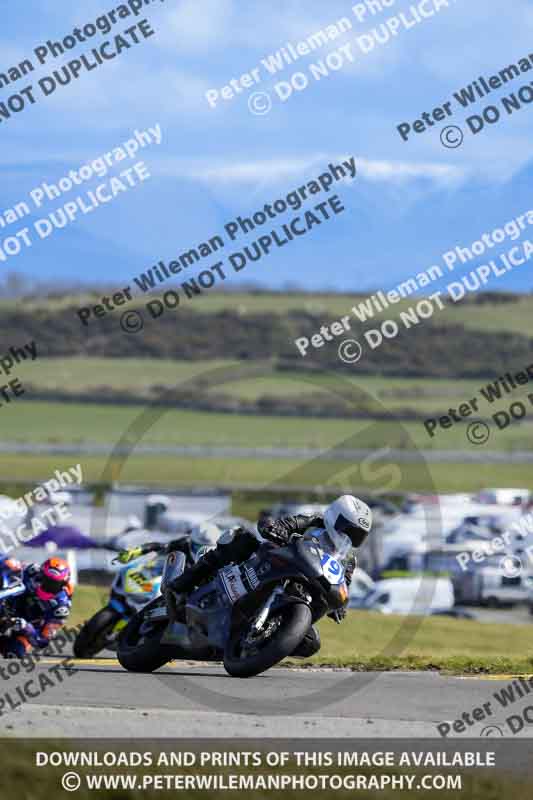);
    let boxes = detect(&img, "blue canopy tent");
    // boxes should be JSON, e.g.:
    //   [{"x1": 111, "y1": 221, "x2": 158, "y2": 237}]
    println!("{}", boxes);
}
[{"x1": 25, "y1": 525, "x2": 101, "y2": 549}]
